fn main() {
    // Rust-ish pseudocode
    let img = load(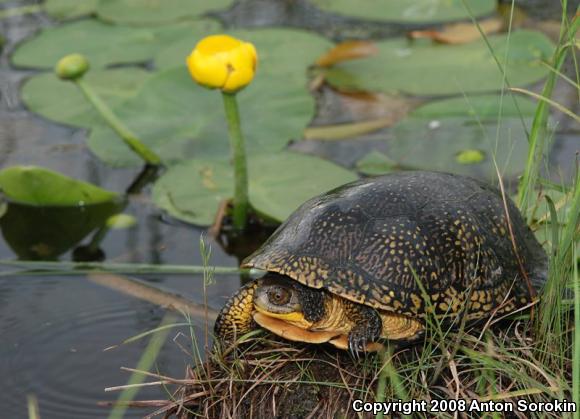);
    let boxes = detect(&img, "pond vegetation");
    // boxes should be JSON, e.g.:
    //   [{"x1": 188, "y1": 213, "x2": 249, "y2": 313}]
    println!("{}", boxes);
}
[{"x1": 0, "y1": 0, "x2": 578, "y2": 417}]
